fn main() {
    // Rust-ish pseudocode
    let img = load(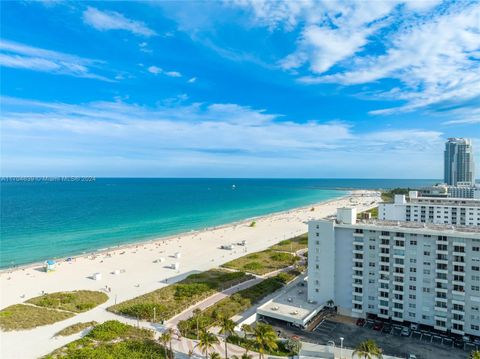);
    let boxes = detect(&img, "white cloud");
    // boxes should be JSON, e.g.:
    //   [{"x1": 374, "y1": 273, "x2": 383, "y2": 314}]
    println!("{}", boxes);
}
[
  {"x1": 147, "y1": 65, "x2": 182, "y2": 77},
  {"x1": 440, "y1": 106, "x2": 480, "y2": 125},
  {"x1": 164, "y1": 71, "x2": 182, "y2": 77},
  {"x1": 1, "y1": 96, "x2": 447, "y2": 177},
  {"x1": 234, "y1": 0, "x2": 479, "y2": 114},
  {"x1": 0, "y1": 39, "x2": 109, "y2": 80},
  {"x1": 147, "y1": 65, "x2": 162, "y2": 74},
  {"x1": 83, "y1": 7, "x2": 156, "y2": 37},
  {"x1": 138, "y1": 41, "x2": 152, "y2": 53},
  {"x1": 188, "y1": 77, "x2": 197, "y2": 83}
]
